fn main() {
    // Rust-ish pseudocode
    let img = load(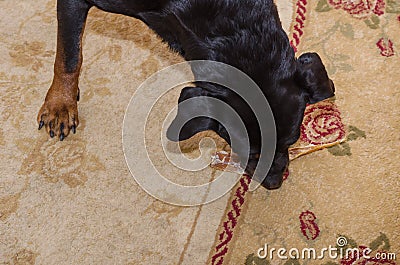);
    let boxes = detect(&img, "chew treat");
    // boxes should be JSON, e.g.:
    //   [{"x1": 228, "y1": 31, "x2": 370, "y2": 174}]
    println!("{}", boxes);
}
[
  {"x1": 210, "y1": 151, "x2": 244, "y2": 174},
  {"x1": 210, "y1": 99, "x2": 346, "y2": 174}
]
